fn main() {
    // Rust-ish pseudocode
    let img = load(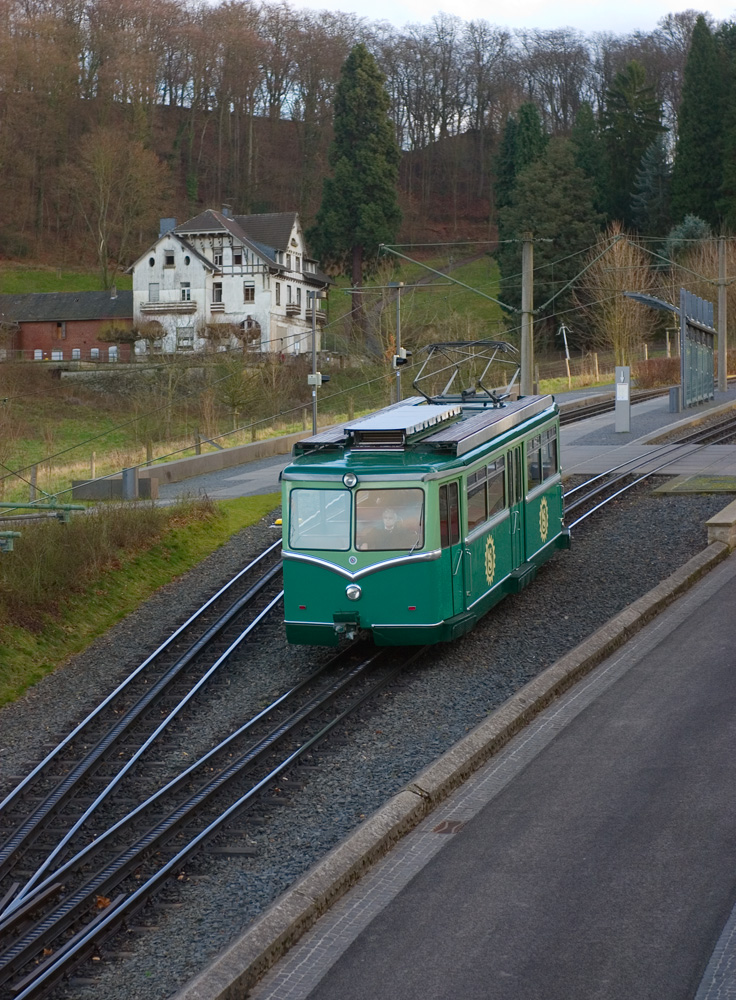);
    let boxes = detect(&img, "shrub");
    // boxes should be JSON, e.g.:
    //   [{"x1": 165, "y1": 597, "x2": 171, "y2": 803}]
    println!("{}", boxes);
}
[
  {"x1": 0, "y1": 497, "x2": 215, "y2": 629},
  {"x1": 633, "y1": 357, "x2": 681, "y2": 388}
]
